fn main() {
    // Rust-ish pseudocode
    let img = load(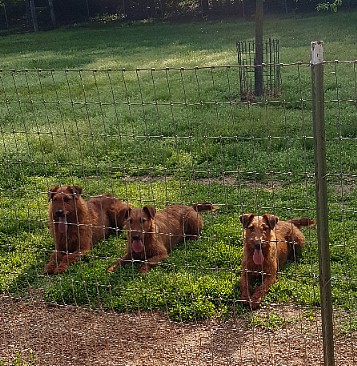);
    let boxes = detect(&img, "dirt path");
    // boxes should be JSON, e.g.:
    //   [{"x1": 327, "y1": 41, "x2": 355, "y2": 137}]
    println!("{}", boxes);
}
[{"x1": 1, "y1": 295, "x2": 356, "y2": 366}]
